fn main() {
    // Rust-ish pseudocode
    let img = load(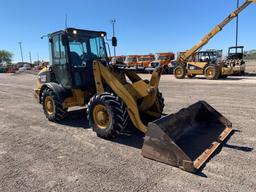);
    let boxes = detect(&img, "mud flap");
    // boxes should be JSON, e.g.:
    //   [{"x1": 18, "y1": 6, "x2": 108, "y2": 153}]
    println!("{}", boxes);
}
[{"x1": 141, "y1": 101, "x2": 232, "y2": 172}]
